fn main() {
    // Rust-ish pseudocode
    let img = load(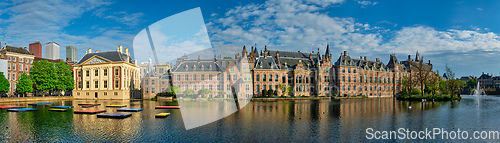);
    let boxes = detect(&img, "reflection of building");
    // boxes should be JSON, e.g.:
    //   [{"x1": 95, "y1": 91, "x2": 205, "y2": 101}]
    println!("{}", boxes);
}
[
  {"x1": 0, "y1": 44, "x2": 35, "y2": 94},
  {"x1": 45, "y1": 41, "x2": 60, "y2": 60},
  {"x1": 72, "y1": 46, "x2": 140, "y2": 99},
  {"x1": 138, "y1": 62, "x2": 171, "y2": 78},
  {"x1": 66, "y1": 45, "x2": 77, "y2": 62},
  {"x1": 29, "y1": 42, "x2": 42, "y2": 58}
]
